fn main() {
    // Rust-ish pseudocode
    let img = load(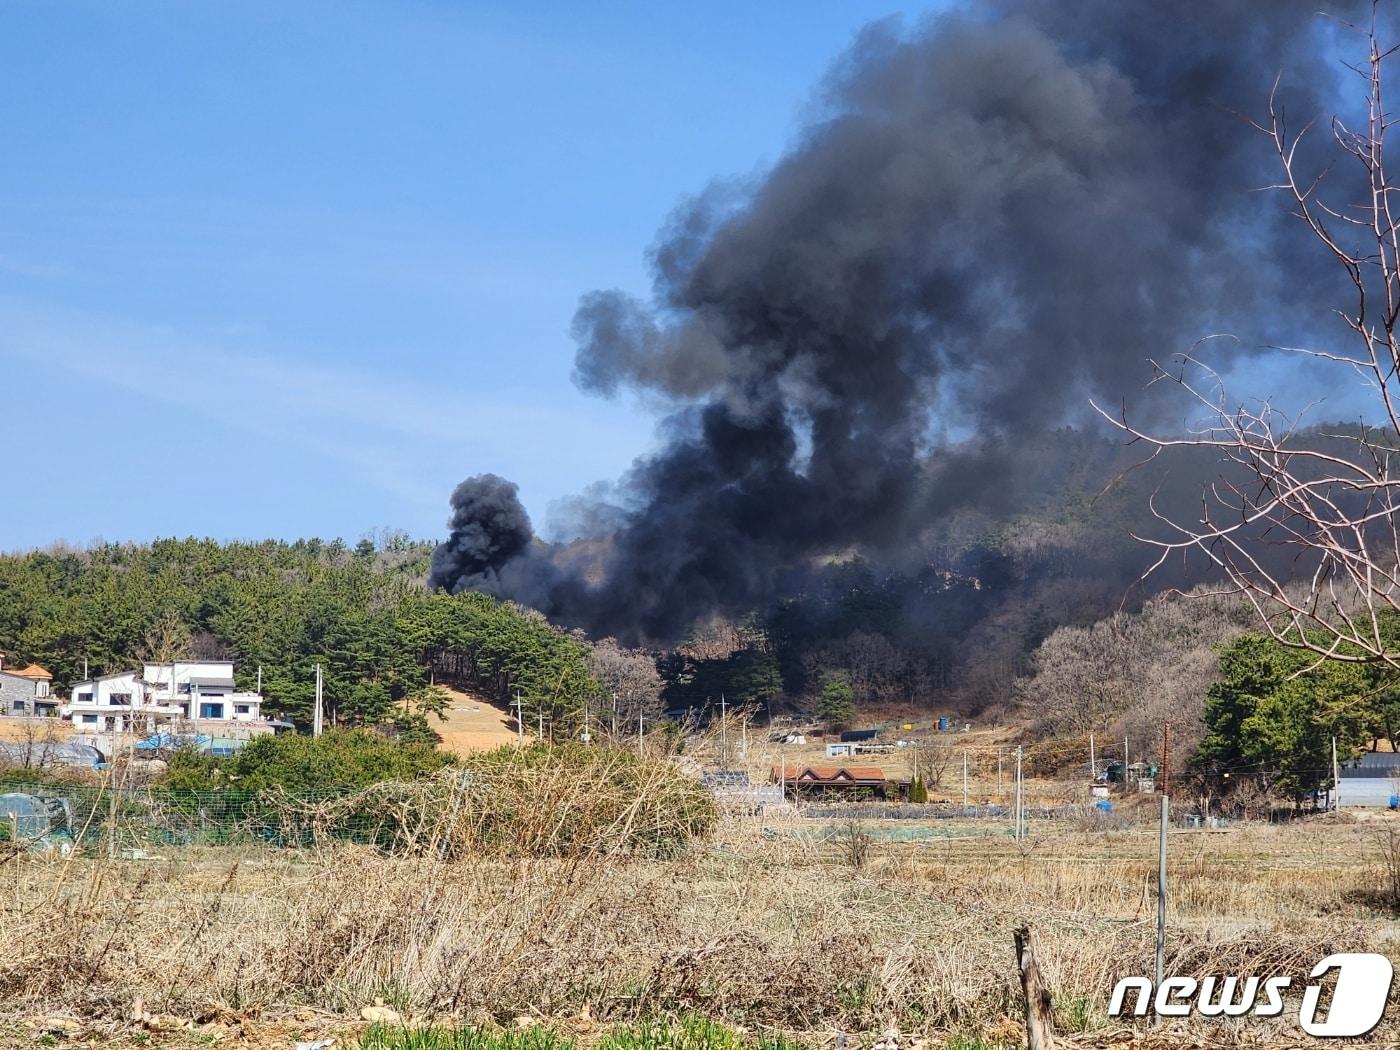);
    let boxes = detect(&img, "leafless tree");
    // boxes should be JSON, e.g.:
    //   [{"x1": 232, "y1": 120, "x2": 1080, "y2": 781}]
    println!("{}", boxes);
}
[
  {"x1": 136, "y1": 612, "x2": 192, "y2": 665},
  {"x1": 585, "y1": 637, "x2": 664, "y2": 737},
  {"x1": 1098, "y1": 16, "x2": 1400, "y2": 665},
  {"x1": 911, "y1": 736, "x2": 957, "y2": 788},
  {"x1": 1017, "y1": 586, "x2": 1258, "y2": 755},
  {"x1": 10, "y1": 714, "x2": 63, "y2": 770}
]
